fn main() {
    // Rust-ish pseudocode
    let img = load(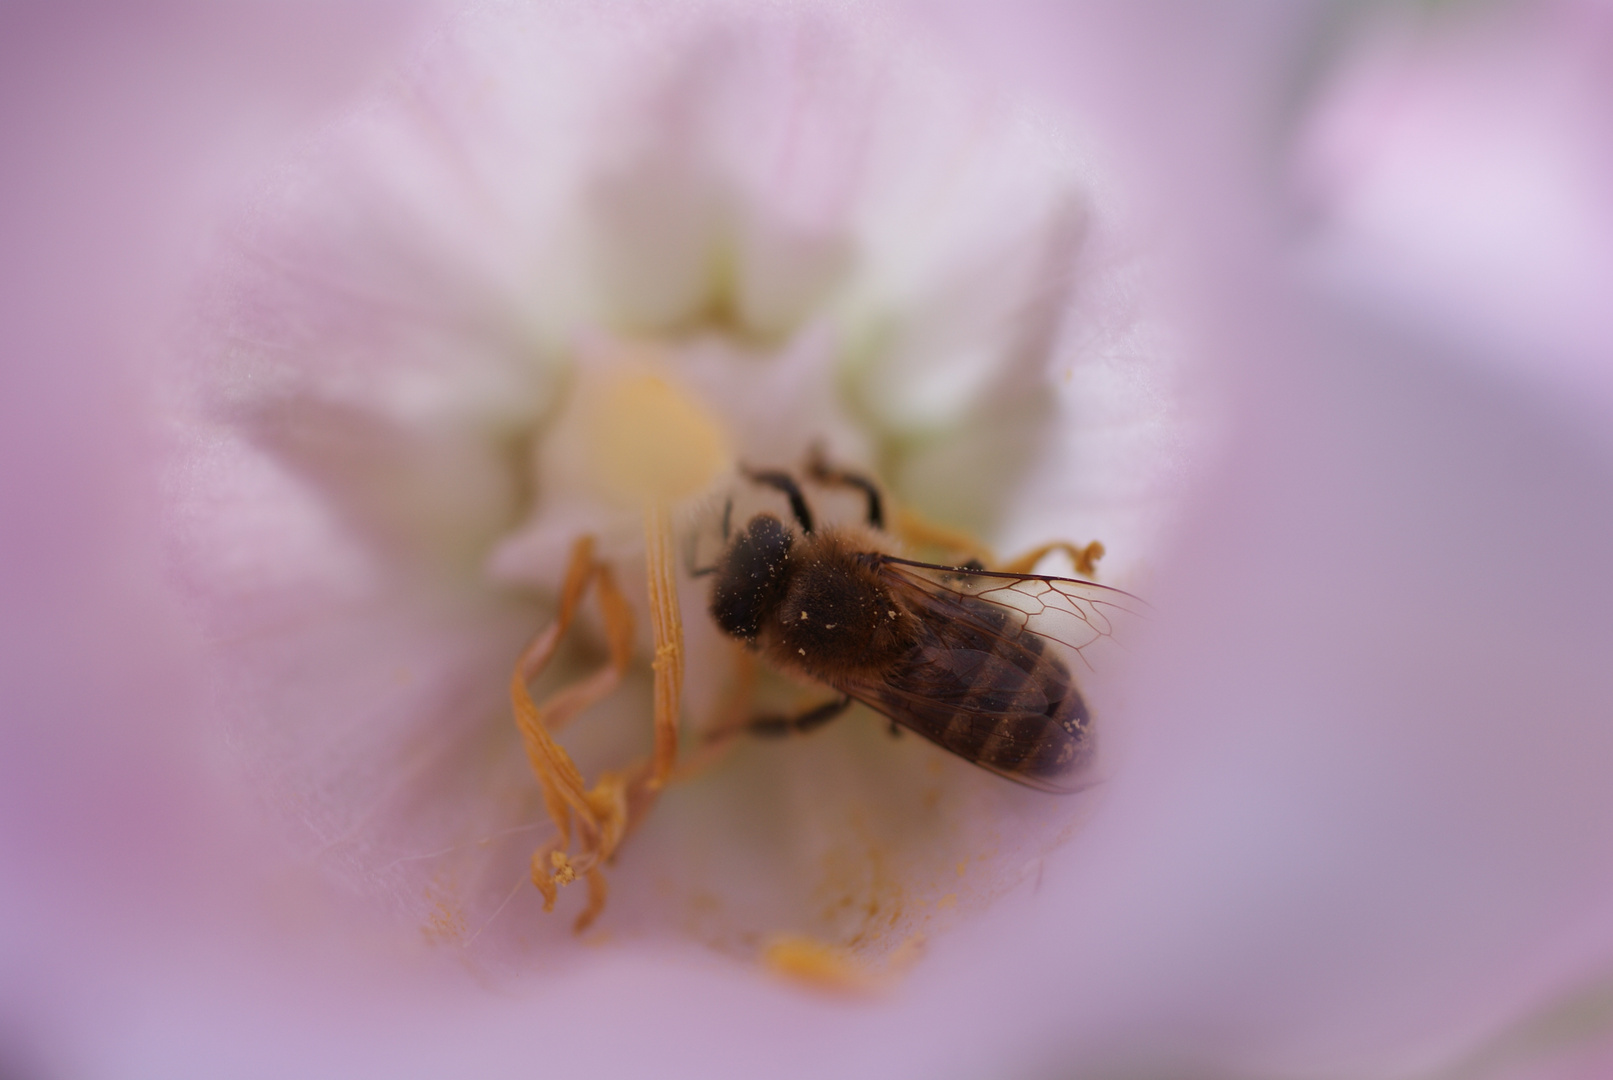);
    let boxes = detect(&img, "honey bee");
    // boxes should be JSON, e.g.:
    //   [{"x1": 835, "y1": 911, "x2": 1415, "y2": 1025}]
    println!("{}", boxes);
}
[{"x1": 703, "y1": 461, "x2": 1141, "y2": 792}]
